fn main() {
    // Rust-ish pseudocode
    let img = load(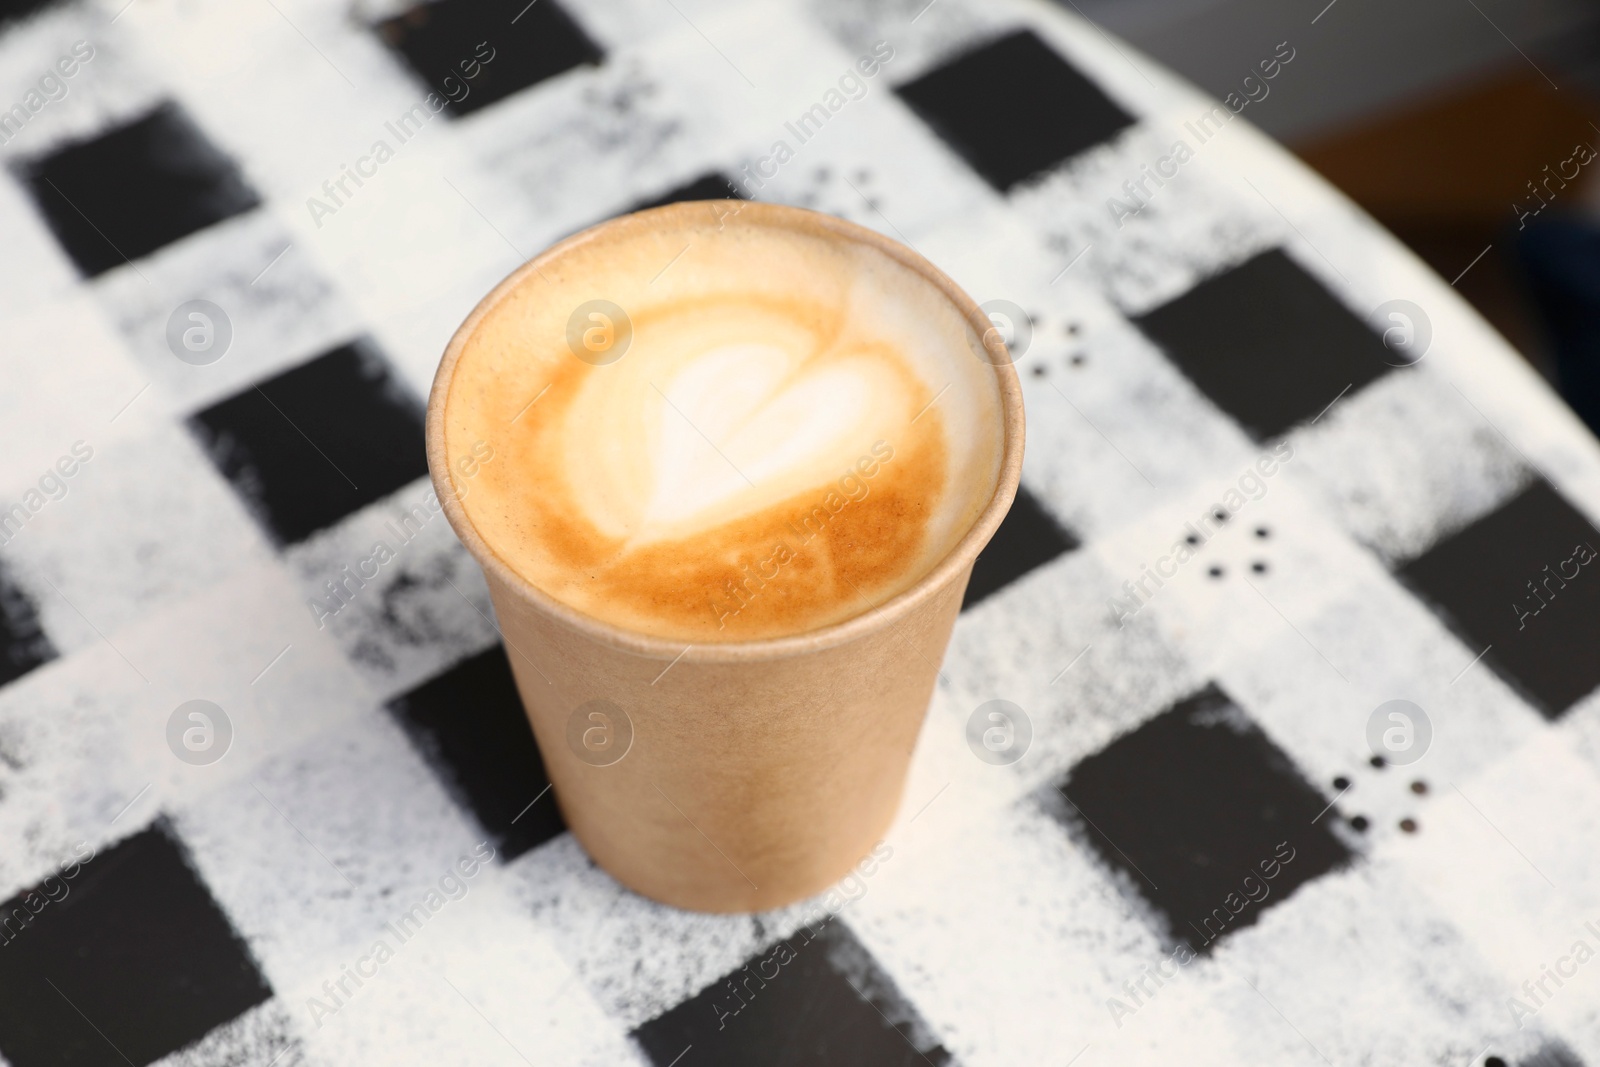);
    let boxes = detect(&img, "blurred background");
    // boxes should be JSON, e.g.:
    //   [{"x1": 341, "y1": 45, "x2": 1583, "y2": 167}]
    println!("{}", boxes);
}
[{"x1": 1082, "y1": 0, "x2": 1600, "y2": 434}]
